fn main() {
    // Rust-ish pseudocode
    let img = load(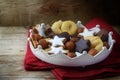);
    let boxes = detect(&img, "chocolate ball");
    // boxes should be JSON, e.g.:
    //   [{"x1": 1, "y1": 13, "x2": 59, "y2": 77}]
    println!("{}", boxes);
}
[
  {"x1": 67, "y1": 52, "x2": 76, "y2": 58},
  {"x1": 65, "y1": 41, "x2": 75, "y2": 52},
  {"x1": 70, "y1": 37, "x2": 79, "y2": 42},
  {"x1": 88, "y1": 48, "x2": 98, "y2": 56},
  {"x1": 38, "y1": 39, "x2": 49, "y2": 49}
]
